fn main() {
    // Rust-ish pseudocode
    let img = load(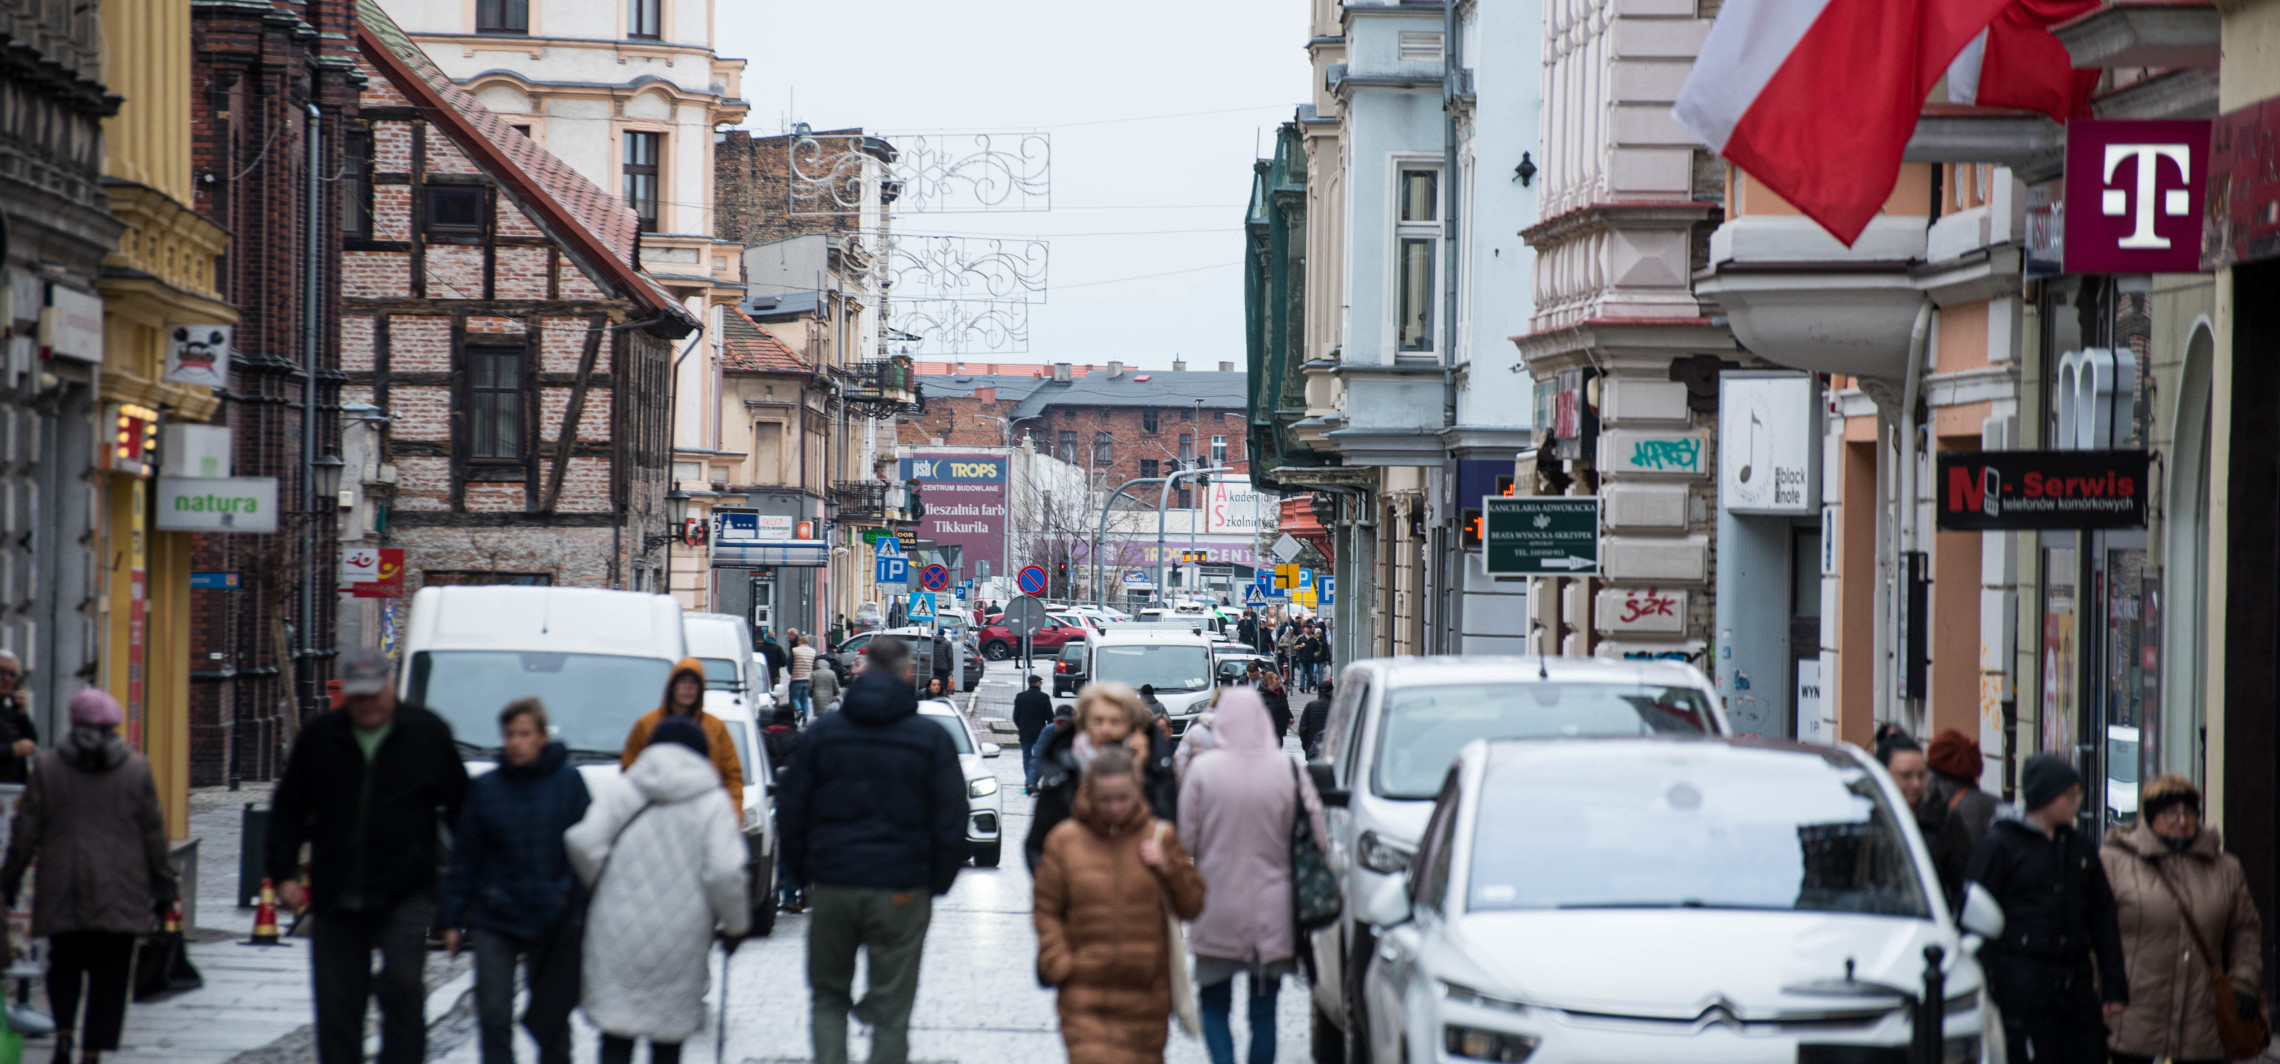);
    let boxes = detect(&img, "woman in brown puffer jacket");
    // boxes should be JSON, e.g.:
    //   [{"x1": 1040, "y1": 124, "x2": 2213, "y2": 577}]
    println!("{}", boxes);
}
[
  {"x1": 2101, "y1": 774, "x2": 2263, "y2": 1064},
  {"x1": 1034, "y1": 745, "x2": 1207, "y2": 1064}
]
